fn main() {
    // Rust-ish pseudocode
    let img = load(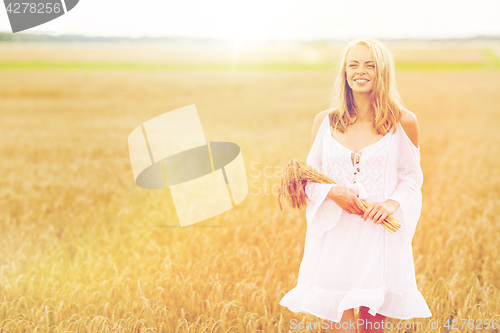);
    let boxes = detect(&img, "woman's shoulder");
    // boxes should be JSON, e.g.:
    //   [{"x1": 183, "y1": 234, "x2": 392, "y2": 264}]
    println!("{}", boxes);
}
[
  {"x1": 314, "y1": 109, "x2": 330, "y2": 124},
  {"x1": 397, "y1": 108, "x2": 419, "y2": 149},
  {"x1": 309, "y1": 110, "x2": 330, "y2": 149}
]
